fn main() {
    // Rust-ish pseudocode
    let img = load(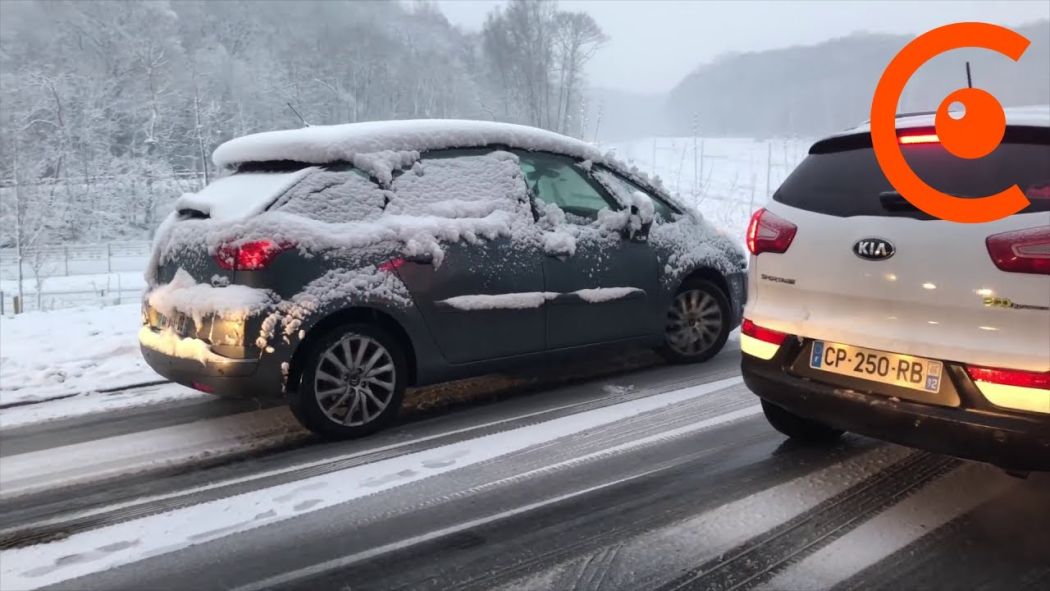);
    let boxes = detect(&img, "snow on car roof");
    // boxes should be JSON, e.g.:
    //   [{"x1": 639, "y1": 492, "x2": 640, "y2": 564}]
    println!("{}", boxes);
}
[
  {"x1": 832, "y1": 104, "x2": 1050, "y2": 139},
  {"x1": 212, "y1": 119, "x2": 604, "y2": 169}
]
